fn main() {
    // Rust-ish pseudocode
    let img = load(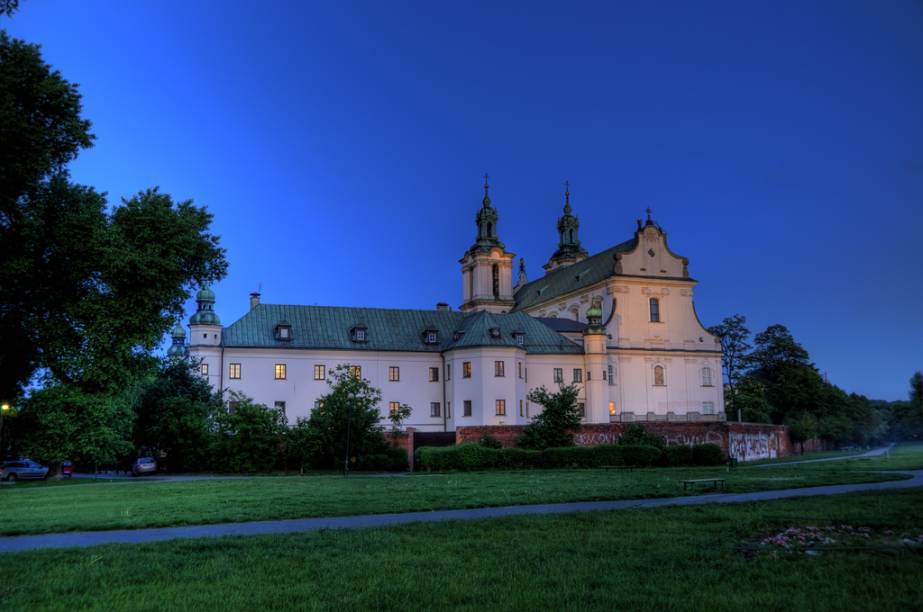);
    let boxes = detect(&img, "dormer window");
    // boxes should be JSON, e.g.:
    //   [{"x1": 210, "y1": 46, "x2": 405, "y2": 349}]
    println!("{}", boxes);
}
[
  {"x1": 423, "y1": 329, "x2": 439, "y2": 345},
  {"x1": 488, "y1": 327, "x2": 501, "y2": 339},
  {"x1": 351, "y1": 326, "x2": 368, "y2": 343},
  {"x1": 512, "y1": 332, "x2": 525, "y2": 346},
  {"x1": 274, "y1": 321, "x2": 293, "y2": 342},
  {"x1": 453, "y1": 331, "x2": 464, "y2": 341}
]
